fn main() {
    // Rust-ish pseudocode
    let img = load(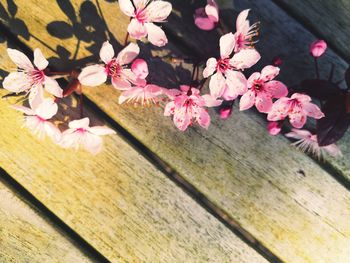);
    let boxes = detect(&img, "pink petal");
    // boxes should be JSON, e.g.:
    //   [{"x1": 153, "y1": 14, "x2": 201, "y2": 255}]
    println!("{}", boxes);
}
[
  {"x1": 29, "y1": 85, "x2": 44, "y2": 110},
  {"x1": 323, "y1": 144, "x2": 342, "y2": 157},
  {"x1": 116, "y1": 42, "x2": 140, "y2": 65},
  {"x1": 145, "y1": 23, "x2": 168, "y2": 47},
  {"x1": 44, "y1": 77, "x2": 63, "y2": 98},
  {"x1": 267, "y1": 121, "x2": 282, "y2": 136},
  {"x1": 35, "y1": 98, "x2": 58, "y2": 120},
  {"x1": 247, "y1": 72, "x2": 260, "y2": 87},
  {"x1": 173, "y1": 110, "x2": 191, "y2": 131},
  {"x1": 285, "y1": 129, "x2": 312, "y2": 140},
  {"x1": 202, "y1": 94, "x2": 222, "y2": 107},
  {"x1": 230, "y1": 48, "x2": 260, "y2": 70},
  {"x1": 164, "y1": 89, "x2": 181, "y2": 99},
  {"x1": 291, "y1": 93, "x2": 311, "y2": 103},
  {"x1": 146, "y1": 0, "x2": 172, "y2": 22},
  {"x1": 197, "y1": 109, "x2": 211, "y2": 129},
  {"x1": 310, "y1": 40, "x2": 327, "y2": 58},
  {"x1": 127, "y1": 19, "x2": 147, "y2": 39},
  {"x1": 3, "y1": 72, "x2": 30, "y2": 92},
  {"x1": 267, "y1": 97, "x2": 290, "y2": 121},
  {"x1": 289, "y1": 111, "x2": 307, "y2": 129},
  {"x1": 118, "y1": 0, "x2": 135, "y2": 16},
  {"x1": 33, "y1": 48, "x2": 49, "y2": 70},
  {"x1": 203, "y1": 58, "x2": 217, "y2": 78},
  {"x1": 118, "y1": 87, "x2": 140, "y2": 104},
  {"x1": 205, "y1": 0, "x2": 219, "y2": 22},
  {"x1": 222, "y1": 70, "x2": 247, "y2": 100},
  {"x1": 78, "y1": 64, "x2": 107, "y2": 87},
  {"x1": 11, "y1": 105, "x2": 35, "y2": 115},
  {"x1": 219, "y1": 107, "x2": 233, "y2": 119},
  {"x1": 239, "y1": 90, "x2": 255, "y2": 111},
  {"x1": 209, "y1": 72, "x2": 225, "y2": 98},
  {"x1": 164, "y1": 101, "x2": 175, "y2": 116},
  {"x1": 264, "y1": 80, "x2": 288, "y2": 98},
  {"x1": 131, "y1": 58, "x2": 149, "y2": 79},
  {"x1": 194, "y1": 17, "x2": 216, "y2": 31},
  {"x1": 44, "y1": 122, "x2": 62, "y2": 143},
  {"x1": 260, "y1": 65, "x2": 280, "y2": 81},
  {"x1": 99, "y1": 41, "x2": 114, "y2": 64},
  {"x1": 83, "y1": 133, "x2": 103, "y2": 155},
  {"x1": 111, "y1": 76, "x2": 131, "y2": 90},
  {"x1": 236, "y1": 9, "x2": 250, "y2": 32},
  {"x1": 219, "y1": 33, "x2": 235, "y2": 58},
  {"x1": 255, "y1": 93, "x2": 273, "y2": 113},
  {"x1": 7, "y1": 48, "x2": 33, "y2": 70},
  {"x1": 69, "y1": 117, "x2": 90, "y2": 129},
  {"x1": 88, "y1": 126, "x2": 116, "y2": 136},
  {"x1": 303, "y1": 102, "x2": 325, "y2": 119}
]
